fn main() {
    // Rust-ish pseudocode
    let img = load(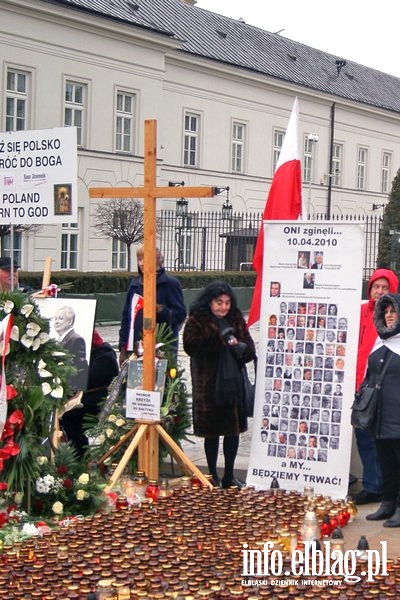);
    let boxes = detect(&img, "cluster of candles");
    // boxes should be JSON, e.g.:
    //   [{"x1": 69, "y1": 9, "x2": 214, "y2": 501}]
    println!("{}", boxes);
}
[{"x1": 0, "y1": 480, "x2": 399, "y2": 598}]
